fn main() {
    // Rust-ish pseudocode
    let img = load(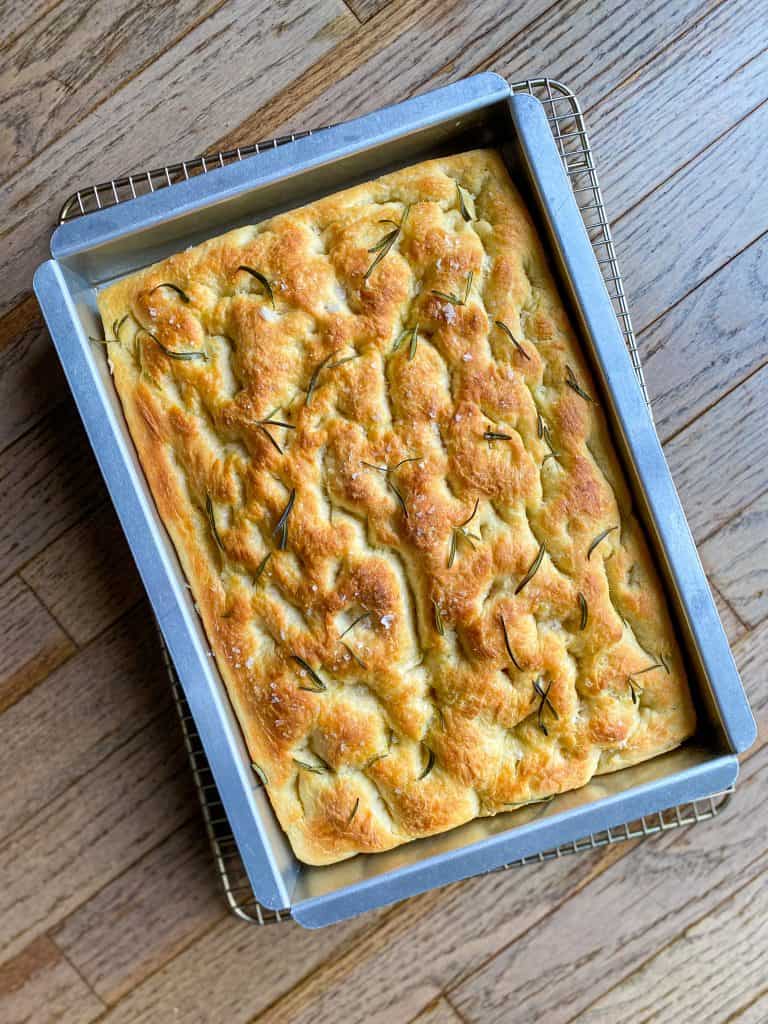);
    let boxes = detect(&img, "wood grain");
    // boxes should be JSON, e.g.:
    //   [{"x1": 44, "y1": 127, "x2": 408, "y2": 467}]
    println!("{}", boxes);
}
[
  {"x1": 701, "y1": 489, "x2": 768, "y2": 628},
  {"x1": 0, "y1": 709, "x2": 196, "y2": 964},
  {"x1": 0, "y1": 605, "x2": 169, "y2": 840},
  {"x1": 0, "y1": 0, "x2": 227, "y2": 181},
  {"x1": 254, "y1": 842, "x2": 631, "y2": 1024},
  {"x1": 0, "y1": 935, "x2": 104, "y2": 1024},
  {"x1": 0, "y1": 403, "x2": 105, "y2": 583},
  {"x1": 664, "y1": 364, "x2": 768, "y2": 543},
  {"x1": 343, "y1": 0, "x2": 393, "y2": 22},
  {"x1": 0, "y1": 573, "x2": 74, "y2": 714},
  {"x1": 0, "y1": 0, "x2": 355, "y2": 317},
  {"x1": 639, "y1": 232, "x2": 768, "y2": 442},
  {"x1": 21, "y1": 499, "x2": 143, "y2": 646},
  {"x1": 449, "y1": 744, "x2": 768, "y2": 1024},
  {"x1": 733, "y1": 618, "x2": 768, "y2": 741},
  {"x1": 711, "y1": 582, "x2": 748, "y2": 647},
  {"x1": 570, "y1": 860, "x2": 768, "y2": 1023},
  {"x1": 53, "y1": 818, "x2": 225, "y2": 1005},
  {"x1": 409, "y1": 997, "x2": 465, "y2": 1024}
]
